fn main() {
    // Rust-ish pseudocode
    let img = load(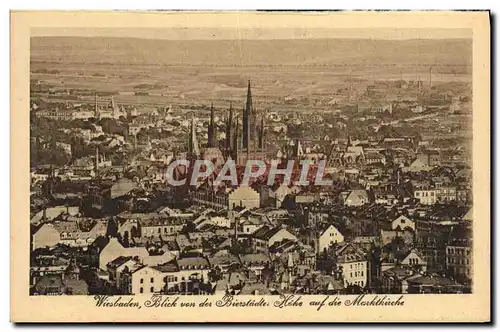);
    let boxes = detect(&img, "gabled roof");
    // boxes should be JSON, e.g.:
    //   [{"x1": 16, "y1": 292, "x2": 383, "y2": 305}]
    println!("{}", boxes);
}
[
  {"x1": 239, "y1": 281, "x2": 271, "y2": 295},
  {"x1": 53, "y1": 221, "x2": 80, "y2": 233},
  {"x1": 336, "y1": 243, "x2": 365, "y2": 263},
  {"x1": 107, "y1": 256, "x2": 133, "y2": 269},
  {"x1": 462, "y1": 207, "x2": 473, "y2": 221},
  {"x1": 318, "y1": 224, "x2": 342, "y2": 237},
  {"x1": 239, "y1": 253, "x2": 270, "y2": 264},
  {"x1": 177, "y1": 256, "x2": 210, "y2": 268},
  {"x1": 406, "y1": 275, "x2": 462, "y2": 287},
  {"x1": 346, "y1": 189, "x2": 369, "y2": 202},
  {"x1": 153, "y1": 262, "x2": 179, "y2": 273},
  {"x1": 252, "y1": 226, "x2": 288, "y2": 241},
  {"x1": 381, "y1": 266, "x2": 415, "y2": 280}
]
